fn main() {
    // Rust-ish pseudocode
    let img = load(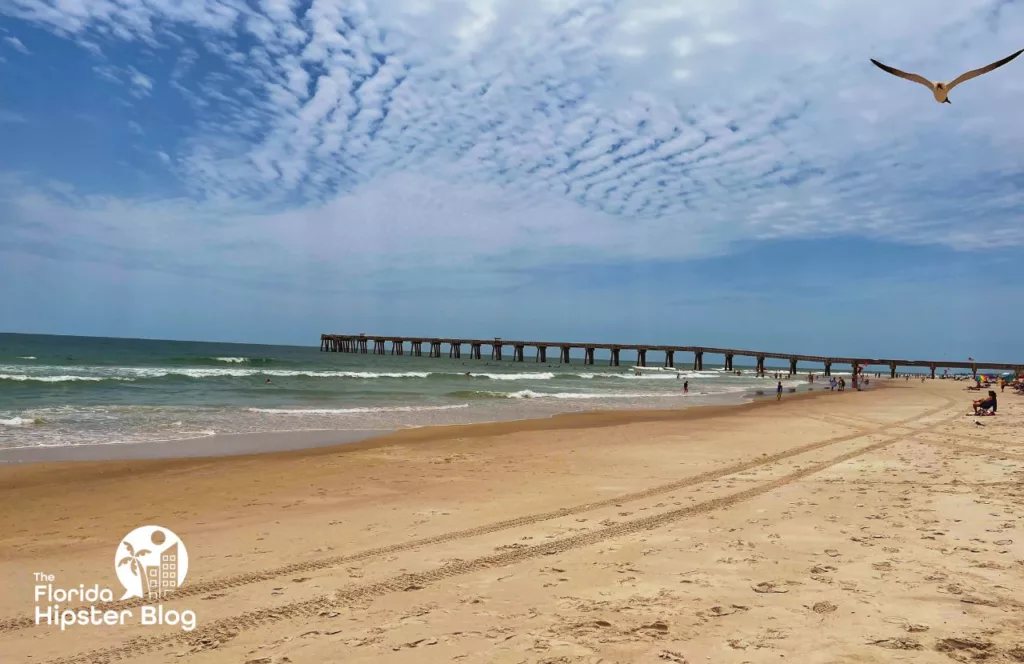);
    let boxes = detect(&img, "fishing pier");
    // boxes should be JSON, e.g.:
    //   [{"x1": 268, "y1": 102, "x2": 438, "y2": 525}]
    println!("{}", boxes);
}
[{"x1": 320, "y1": 334, "x2": 1022, "y2": 379}]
